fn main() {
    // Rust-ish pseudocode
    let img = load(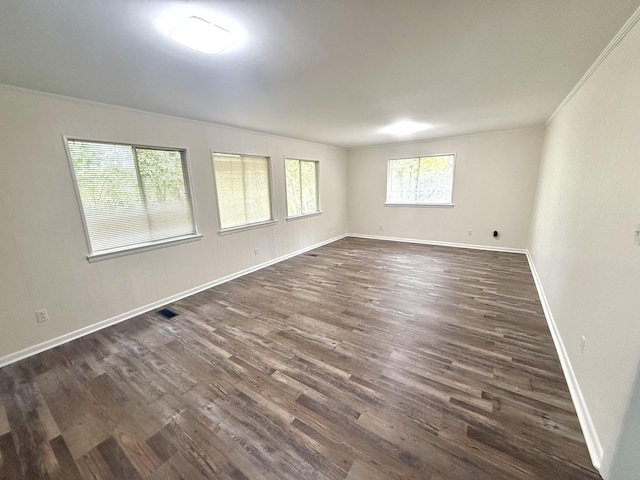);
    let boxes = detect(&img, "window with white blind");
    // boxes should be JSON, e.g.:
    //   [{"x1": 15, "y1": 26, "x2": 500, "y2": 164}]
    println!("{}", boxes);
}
[
  {"x1": 212, "y1": 152, "x2": 275, "y2": 232},
  {"x1": 385, "y1": 154, "x2": 455, "y2": 206},
  {"x1": 285, "y1": 158, "x2": 320, "y2": 219},
  {"x1": 65, "y1": 138, "x2": 199, "y2": 260}
]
